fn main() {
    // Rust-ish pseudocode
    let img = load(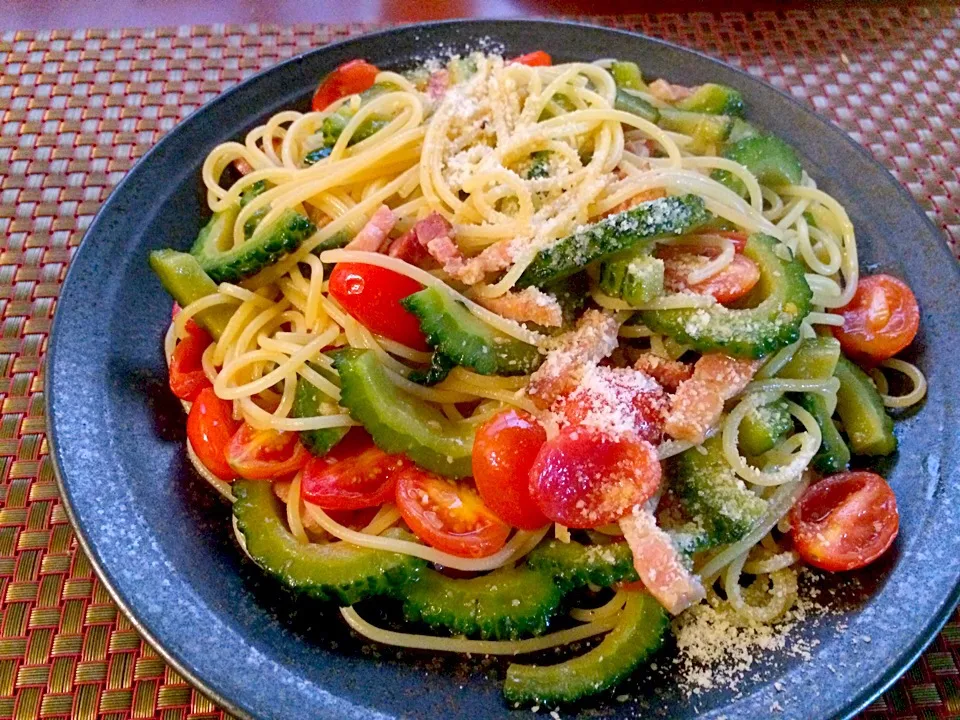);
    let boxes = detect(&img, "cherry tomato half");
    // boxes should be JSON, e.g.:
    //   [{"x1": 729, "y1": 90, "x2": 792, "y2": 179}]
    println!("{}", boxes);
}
[
  {"x1": 327, "y1": 263, "x2": 429, "y2": 351},
  {"x1": 301, "y1": 431, "x2": 407, "y2": 510},
  {"x1": 169, "y1": 322, "x2": 212, "y2": 401},
  {"x1": 832, "y1": 274, "x2": 919, "y2": 363},
  {"x1": 472, "y1": 409, "x2": 550, "y2": 530},
  {"x1": 311, "y1": 59, "x2": 379, "y2": 112},
  {"x1": 225, "y1": 424, "x2": 311, "y2": 481},
  {"x1": 510, "y1": 51, "x2": 552, "y2": 67},
  {"x1": 395, "y1": 468, "x2": 511, "y2": 558},
  {"x1": 529, "y1": 426, "x2": 661, "y2": 528},
  {"x1": 790, "y1": 471, "x2": 899, "y2": 572},
  {"x1": 187, "y1": 388, "x2": 240, "y2": 481},
  {"x1": 556, "y1": 366, "x2": 668, "y2": 445},
  {"x1": 659, "y1": 245, "x2": 760, "y2": 304}
]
